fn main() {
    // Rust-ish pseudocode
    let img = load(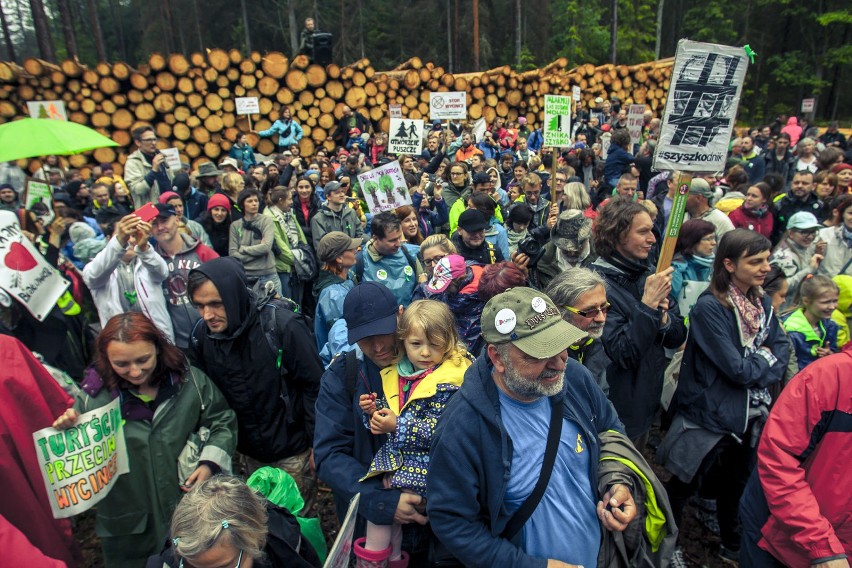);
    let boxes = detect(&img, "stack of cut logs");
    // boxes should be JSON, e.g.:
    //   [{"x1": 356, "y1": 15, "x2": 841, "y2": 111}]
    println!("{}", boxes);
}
[{"x1": 0, "y1": 49, "x2": 673, "y2": 176}]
